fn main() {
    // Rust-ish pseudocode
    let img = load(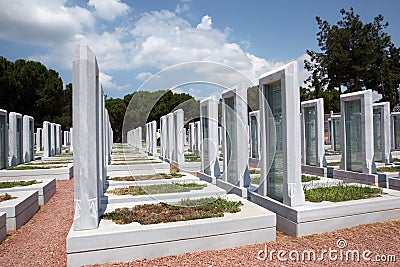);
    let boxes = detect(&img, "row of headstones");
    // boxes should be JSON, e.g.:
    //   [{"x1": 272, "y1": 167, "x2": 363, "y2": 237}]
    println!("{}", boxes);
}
[
  {"x1": 38, "y1": 122, "x2": 64, "y2": 158},
  {"x1": 72, "y1": 44, "x2": 113, "y2": 231},
  {"x1": 145, "y1": 121, "x2": 157, "y2": 155},
  {"x1": 328, "y1": 104, "x2": 399, "y2": 163},
  {"x1": 0, "y1": 110, "x2": 35, "y2": 168},
  {"x1": 127, "y1": 127, "x2": 142, "y2": 150},
  {"x1": 159, "y1": 110, "x2": 185, "y2": 167}
]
